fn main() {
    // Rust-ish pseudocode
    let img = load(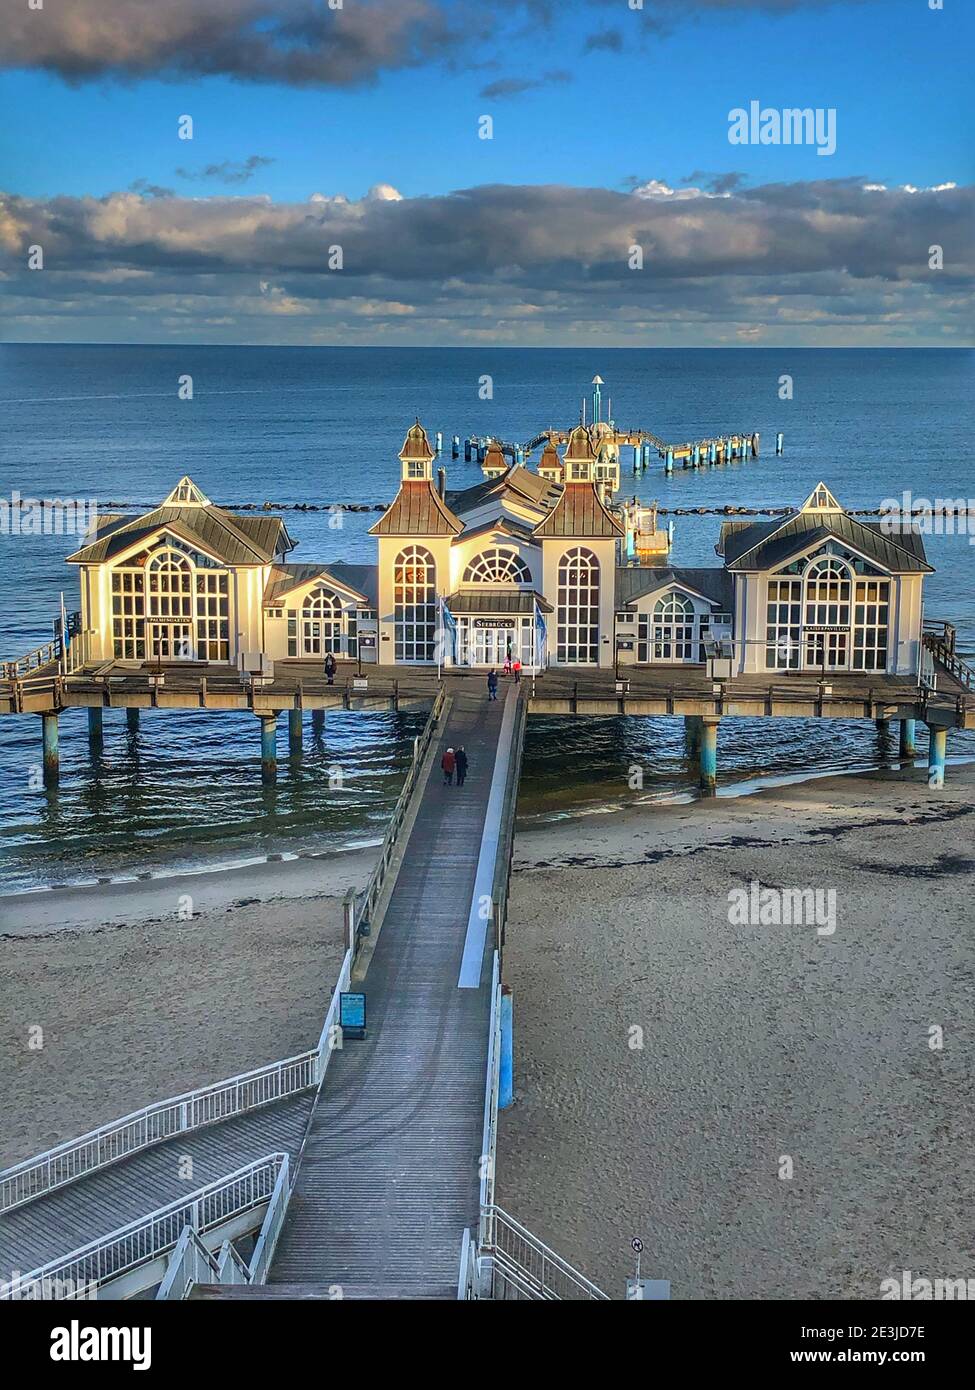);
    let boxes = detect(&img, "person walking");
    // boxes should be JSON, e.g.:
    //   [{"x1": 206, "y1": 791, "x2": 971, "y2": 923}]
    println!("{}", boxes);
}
[
  {"x1": 512, "y1": 658, "x2": 522, "y2": 684},
  {"x1": 455, "y1": 746, "x2": 468, "y2": 787},
  {"x1": 324, "y1": 651, "x2": 337, "y2": 686},
  {"x1": 441, "y1": 746, "x2": 456, "y2": 786},
  {"x1": 503, "y1": 653, "x2": 512, "y2": 678},
  {"x1": 487, "y1": 668, "x2": 498, "y2": 701}
]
